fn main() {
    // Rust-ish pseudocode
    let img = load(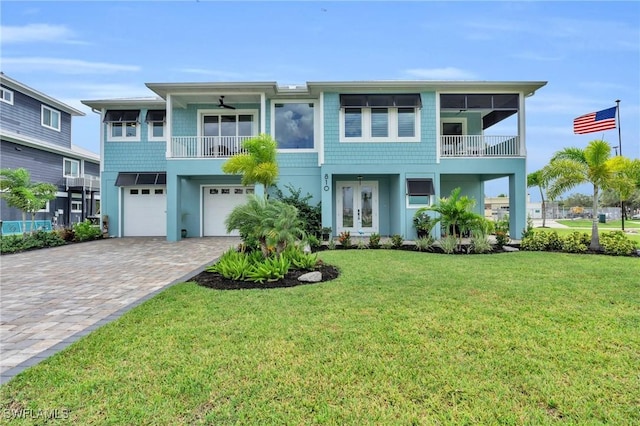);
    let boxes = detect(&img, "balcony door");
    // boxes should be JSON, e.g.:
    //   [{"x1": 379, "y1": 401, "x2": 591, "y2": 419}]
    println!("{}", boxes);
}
[
  {"x1": 336, "y1": 181, "x2": 378, "y2": 235},
  {"x1": 201, "y1": 113, "x2": 255, "y2": 156}
]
